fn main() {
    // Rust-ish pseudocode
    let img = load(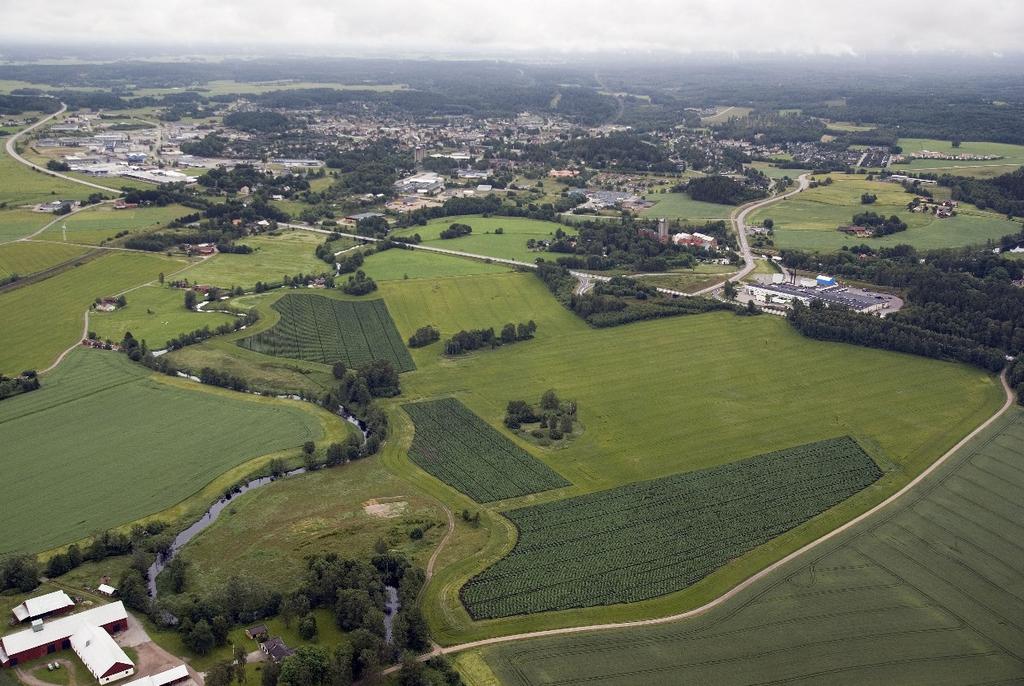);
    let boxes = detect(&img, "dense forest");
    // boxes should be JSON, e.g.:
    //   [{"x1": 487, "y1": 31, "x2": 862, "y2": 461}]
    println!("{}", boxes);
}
[{"x1": 940, "y1": 167, "x2": 1024, "y2": 218}]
